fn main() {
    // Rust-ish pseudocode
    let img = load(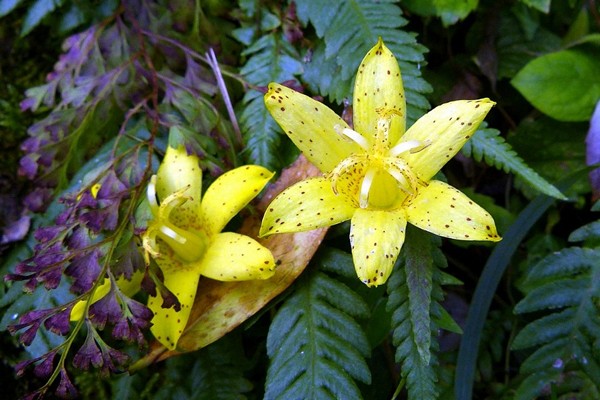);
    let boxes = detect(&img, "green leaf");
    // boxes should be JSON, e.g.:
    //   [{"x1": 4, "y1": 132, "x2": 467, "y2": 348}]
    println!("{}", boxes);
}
[
  {"x1": 511, "y1": 49, "x2": 600, "y2": 121},
  {"x1": 0, "y1": 0, "x2": 23, "y2": 16},
  {"x1": 21, "y1": 0, "x2": 65, "y2": 36},
  {"x1": 404, "y1": 232, "x2": 434, "y2": 363},
  {"x1": 120, "y1": 336, "x2": 254, "y2": 399},
  {"x1": 402, "y1": 0, "x2": 479, "y2": 26},
  {"x1": 238, "y1": 33, "x2": 303, "y2": 170},
  {"x1": 515, "y1": 276, "x2": 589, "y2": 313},
  {"x1": 569, "y1": 220, "x2": 600, "y2": 242},
  {"x1": 520, "y1": 247, "x2": 598, "y2": 289},
  {"x1": 519, "y1": 0, "x2": 551, "y2": 13},
  {"x1": 462, "y1": 125, "x2": 566, "y2": 199},
  {"x1": 265, "y1": 270, "x2": 371, "y2": 400},
  {"x1": 148, "y1": 336, "x2": 252, "y2": 400},
  {"x1": 434, "y1": 306, "x2": 462, "y2": 334},
  {"x1": 454, "y1": 168, "x2": 593, "y2": 400},
  {"x1": 316, "y1": 247, "x2": 357, "y2": 280},
  {"x1": 496, "y1": 7, "x2": 561, "y2": 79},
  {"x1": 507, "y1": 117, "x2": 588, "y2": 197},
  {"x1": 510, "y1": 231, "x2": 600, "y2": 398},
  {"x1": 387, "y1": 228, "x2": 448, "y2": 400},
  {"x1": 296, "y1": 0, "x2": 431, "y2": 124}
]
